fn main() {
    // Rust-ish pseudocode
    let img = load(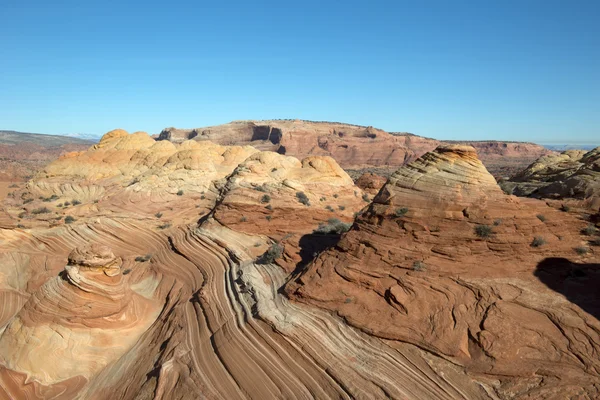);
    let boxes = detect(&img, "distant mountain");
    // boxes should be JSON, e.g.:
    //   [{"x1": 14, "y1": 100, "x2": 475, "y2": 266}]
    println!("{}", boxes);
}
[
  {"x1": 0, "y1": 130, "x2": 95, "y2": 181},
  {"x1": 542, "y1": 144, "x2": 599, "y2": 151},
  {"x1": 0, "y1": 130, "x2": 96, "y2": 146}
]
